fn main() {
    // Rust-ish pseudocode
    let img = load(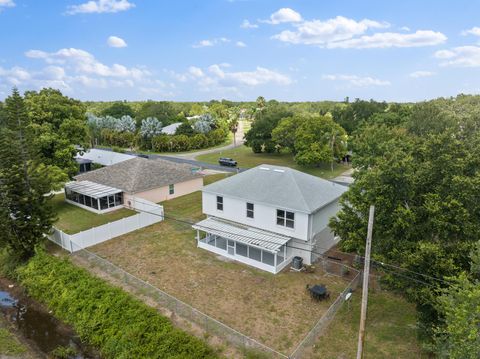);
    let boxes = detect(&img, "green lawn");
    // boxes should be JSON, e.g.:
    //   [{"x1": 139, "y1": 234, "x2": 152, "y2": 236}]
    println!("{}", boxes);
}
[
  {"x1": 197, "y1": 145, "x2": 348, "y2": 180},
  {"x1": 0, "y1": 318, "x2": 27, "y2": 356},
  {"x1": 51, "y1": 193, "x2": 136, "y2": 234},
  {"x1": 313, "y1": 290, "x2": 427, "y2": 359}
]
